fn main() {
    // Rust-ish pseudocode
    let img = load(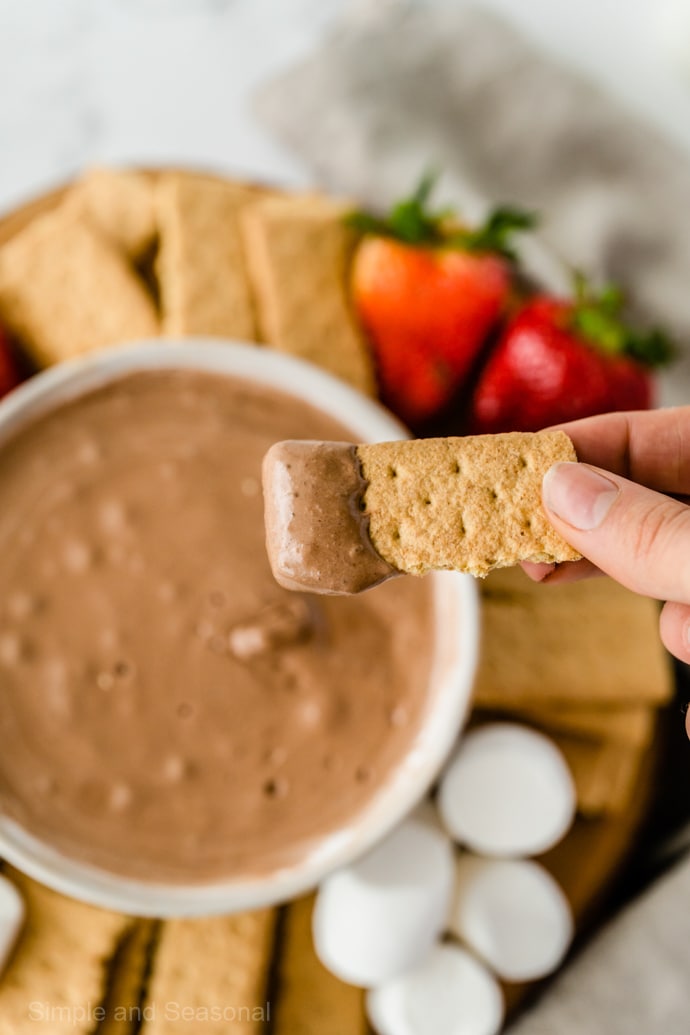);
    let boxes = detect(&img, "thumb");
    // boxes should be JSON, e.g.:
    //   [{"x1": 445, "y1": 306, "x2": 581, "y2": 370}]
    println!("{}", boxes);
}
[{"x1": 542, "y1": 462, "x2": 690, "y2": 605}]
